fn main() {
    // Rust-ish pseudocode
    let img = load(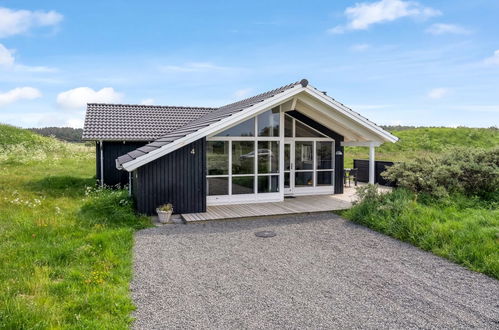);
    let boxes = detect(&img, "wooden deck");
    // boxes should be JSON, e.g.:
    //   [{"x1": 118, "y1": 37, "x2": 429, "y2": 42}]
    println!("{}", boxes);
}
[{"x1": 181, "y1": 194, "x2": 353, "y2": 222}]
